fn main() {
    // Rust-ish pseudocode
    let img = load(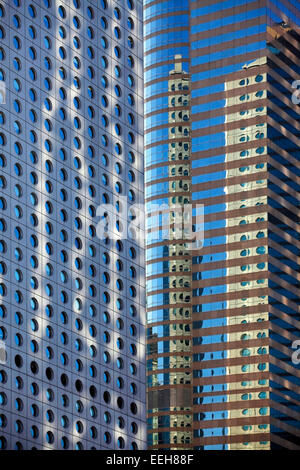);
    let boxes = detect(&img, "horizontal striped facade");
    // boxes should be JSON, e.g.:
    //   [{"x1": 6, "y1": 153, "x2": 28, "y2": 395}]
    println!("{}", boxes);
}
[{"x1": 144, "y1": 0, "x2": 300, "y2": 450}]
